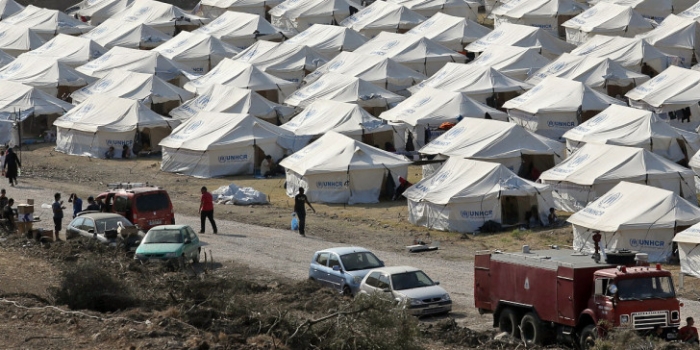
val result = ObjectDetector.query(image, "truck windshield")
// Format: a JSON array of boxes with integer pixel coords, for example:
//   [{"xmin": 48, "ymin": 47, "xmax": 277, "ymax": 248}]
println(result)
[{"xmin": 617, "ymin": 277, "xmax": 675, "ymax": 300}]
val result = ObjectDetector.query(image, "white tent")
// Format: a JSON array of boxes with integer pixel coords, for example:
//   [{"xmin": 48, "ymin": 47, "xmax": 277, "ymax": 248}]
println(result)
[
  {"xmin": 70, "ymin": 70, "xmax": 193, "ymax": 111},
  {"xmin": 76, "ymin": 47, "xmax": 185, "ymax": 82},
  {"xmin": 71, "ymin": 0, "xmax": 132, "ymax": 26},
  {"xmin": 3, "ymin": 5, "xmax": 93, "ymax": 41},
  {"xmin": 303, "ymin": 51, "xmax": 426, "ymax": 95},
  {"xmin": 639, "ymin": 14, "xmax": 700, "ymax": 67},
  {"xmin": 419, "ymin": 118, "xmax": 565, "ymax": 175},
  {"xmin": 0, "ymin": 23, "xmax": 46, "ymax": 57},
  {"xmin": 153, "ymin": 31, "xmax": 240, "ymax": 75},
  {"xmin": 81, "ymin": 19, "xmax": 172, "ymax": 49},
  {"xmin": 199, "ymin": 0, "xmax": 284, "ymax": 18},
  {"xmin": 19, "ymin": 34, "xmax": 107, "ymax": 68},
  {"xmin": 562, "ymin": 3, "xmax": 655, "ymax": 45},
  {"xmin": 504, "ymin": 76, "xmax": 625, "ymax": 139},
  {"xmin": 570, "ymin": 182, "xmax": 700, "ymax": 262},
  {"xmin": 407, "ymin": 13, "xmax": 491, "ymax": 52},
  {"xmin": 465, "ymin": 23, "xmax": 576, "ymax": 60},
  {"xmin": 469, "ymin": 45, "xmax": 551, "ymax": 81},
  {"xmin": 0, "ymin": 56, "xmax": 95, "ymax": 98},
  {"xmin": 673, "ymin": 222, "xmax": 700, "ymax": 278},
  {"xmin": 233, "ymin": 40, "xmax": 280, "ymax": 63},
  {"xmin": 386, "ymin": 0, "xmax": 479, "ymax": 20},
  {"xmin": 675, "ymin": 0, "xmax": 698, "ymax": 14},
  {"xmin": 0, "ymin": 0, "xmax": 22, "ymax": 20},
  {"xmin": 526, "ymin": 53, "xmax": 650, "ymax": 95},
  {"xmin": 55, "ymin": 95, "xmax": 179, "ymax": 158},
  {"xmin": 588, "ymin": 0, "xmax": 672, "ymax": 22},
  {"xmin": 169, "ymin": 84, "xmax": 294, "ymax": 123},
  {"xmin": 280, "ymin": 131, "xmax": 410, "ymax": 204},
  {"xmin": 193, "ymin": 11, "xmax": 282, "ymax": 48},
  {"xmin": 283, "ymin": 24, "xmax": 368, "ymax": 58},
  {"xmin": 238, "ymin": 43, "xmax": 329, "ymax": 83},
  {"xmin": 353, "ymin": 32, "xmax": 466, "ymax": 76},
  {"xmin": 404, "ymin": 158, "xmax": 554, "ymax": 233},
  {"xmin": 539, "ymin": 143, "xmax": 696, "ymax": 212},
  {"xmin": 570, "ymin": 36, "xmax": 678, "ymax": 74},
  {"xmin": 109, "ymin": 0, "xmax": 209, "ymax": 36},
  {"xmin": 340, "ymin": 2, "xmax": 426, "ymax": 38},
  {"xmin": 0, "ymin": 50, "xmax": 13, "ymax": 68},
  {"xmin": 626, "ymin": 66, "xmax": 700, "ymax": 113},
  {"xmin": 0, "ymin": 120, "xmax": 18, "ymax": 147},
  {"xmin": 160, "ymin": 112, "xmax": 297, "ymax": 177},
  {"xmin": 491, "ymin": 0, "xmax": 587, "ymax": 38},
  {"xmin": 563, "ymin": 104, "xmax": 697, "ymax": 162},
  {"xmin": 284, "ymin": 72, "xmax": 405, "ymax": 110},
  {"xmin": 679, "ymin": 1, "xmax": 700, "ymax": 20},
  {"xmin": 269, "ymin": 0, "xmax": 360, "ymax": 32},
  {"xmin": 408, "ymin": 63, "xmax": 531, "ymax": 107},
  {"xmin": 182, "ymin": 58, "xmax": 297, "ymax": 102},
  {"xmin": 0, "ymin": 80, "xmax": 73, "ymax": 139}
]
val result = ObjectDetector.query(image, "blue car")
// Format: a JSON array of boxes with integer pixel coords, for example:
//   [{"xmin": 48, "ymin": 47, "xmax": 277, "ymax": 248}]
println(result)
[{"xmin": 308, "ymin": 247, "xmax": 384, "ymax": 296}]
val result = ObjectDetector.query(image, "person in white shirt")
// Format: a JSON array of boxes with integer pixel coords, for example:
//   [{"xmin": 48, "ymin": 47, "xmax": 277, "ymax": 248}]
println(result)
[{"xmin": 260, "ymin": 155, "xmax": 273, "ymax": 177}]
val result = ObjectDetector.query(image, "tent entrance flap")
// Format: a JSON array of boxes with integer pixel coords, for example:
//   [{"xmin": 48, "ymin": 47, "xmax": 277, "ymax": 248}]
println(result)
[
  {"xmin": 501, "ymin": 195, "xmax": 540, "ymax": 227},
  {"xmin": 519, "ymin": 154, "xmax": 554, "ymax": 181},
  {"xmin": 253, "ymin": 144, "xmax": 266, "ymax": 176}
]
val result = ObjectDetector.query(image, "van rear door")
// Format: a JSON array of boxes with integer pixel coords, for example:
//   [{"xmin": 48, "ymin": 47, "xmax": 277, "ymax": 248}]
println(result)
[{"xmin": 134, "ymin": 191, "xmax": 173, "ymax": 230}]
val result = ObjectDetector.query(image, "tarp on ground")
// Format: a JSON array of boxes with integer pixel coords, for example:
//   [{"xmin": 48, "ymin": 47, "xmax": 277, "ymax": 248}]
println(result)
[
  {"xmin": 562, "ymin": 3, "xmax": 655, "ymax": 45},
  {"xmin": 465, "ymin": 22, "xmax": 576, "ymax": 59},
  {"xmin": 193, "ymin": 11, "xmax": 282, "ymax": 48},
  {"xmin": 340, "ymin": 1, "xmax": 426, "ymax": 38},
  {"xmin": 153, "ymin": 31, "xmax": 240, "ymax": 75},
  {"xmin": 283, "ymin": 24, "xmax": 368, "ymax": 58},
  {"xmin": 407, "ymin": 12, "xmax": 491, "ymax": 51}
]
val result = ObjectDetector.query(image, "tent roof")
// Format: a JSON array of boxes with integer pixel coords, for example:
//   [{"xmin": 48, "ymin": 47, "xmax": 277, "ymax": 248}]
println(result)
[
  {"xmin": 639, "ymin": 14, "xmax": 700, "ymax": 51},
  {"xmin": 419, "ymin": 116, "xmax": 564, "ymax": 158},
  {"xmin": 340, "ymin": 1, "xmax": 426, "ymax": 32},
  {"xmin": 570, "ymin": 35, "xmax": 676, "ymax": 72},
  {"xmin": 3, "ymin": 5, "xmax": 93, "ymax": 37},
  {"xmin": 159, "ymin": 111, "xmax": 295, "ymax": 151},
  {"xmin": 183, "ymin": 58, "xmax": 296, "ymax": 93},
  {"xmin": 465, "ymin": 23, "xmax": 576, "ymax": 58},
  {"xmin": 281, "ymin": 100, "xmax": 391, "ymax": 136},
  {"xmin": 0, "ymin": 55, "xmax": 95, "ymax": 88},
  {"xmin": 379, "ymin": 86, "xmax": 507, "ymax": 126},
  {"xmin": 193, "ymin": 11, "xmax": 281, "ymax": 46},
  {"xmin": 562, "ymin": 2, "xmax": 655, "ymax": 33},
  {"xmin": 408, "ymin": 63, "xmax": 531, "ymax": 95},
  {"xmin": 403, "ymin": 158, "xmax": 550, "ymax": 204},
  {"xmin": 71, "ymin": 69, "xmax": 193, "ymax": 104},
  {"xmin": 0, "ymin": 80, "xmax": 73, "ymax": 120},
  {"xmin": 407, "ymin": 12, "xmax": 491, "ymax": 47},
  {"xmin": 242, "ymin": 43, "xmax": 329, "ymax": 76},
  {"xmin": 0, "ymin": 0, "xmax": 22, "ymax": 20},
  {"xmin": 284, "ymin": 72, "xmax": 405, "ymax": 108},
  {"xmin": 387, "ymin": 0, "xmax": 480, "ymax": 11},
  {"xmin": 469, "ymin": 45, "xmax": 550, "ymax": 79},
  {"xmin": 283, "ymin": 24, "xmax": 369, "ymax": 56},
  {"xmin": 353, "ymin": 32, "xmax": 463, "ymax": 65},
  {"xmin": 303, "ymin": 51, "xmax": 426, "ymax": 87},
  {"xmin": 0, "ymin": 49, "xmax": 13, "ymax": 68},
  {"xmin": 625, "ymin": 65, "xmax": 700, "ymax": 111},
  {"xmin": 20, "ymin": 34, "xmax": 107, "ymax": 67},
  {"xmin": 492, "ymin": 0, "xmax": 587, "ymax": 19},
  {"xmin": 110, "ymin": 0, "xmax": 209, "ymax": 29},
  {"xmin": 233, "ymin": 40, "xmax": 280, "ymax": 62},
  {"xmin": 673, "ymin": 222, "xmax": 700, "ymax": 244},
  {"xmin": 270, "ymin": 0, "xmax": 358, "ymax": 18},
  {"xmin": 169, "ymin": 84, "xmax": 294, "ymax": 121},
  {"xmin": 680, "ymin": 1, "xmax": 700, "ymax": 20},
  {"xmin": 0, "ymin": 22, "xmax": 46, "ymax": 54},
  {"xmin": 502, "ymin": 76, "xmax": 624, "ymax": 114},
  {"xmin": 202, "ymin": 0, "xmax": 280, "ymax": 7},
  {"xmin": 589, "ymin": 0, "xmax": 672, "ymax": 19},
  {"xmin": 153, "ymin": 31, "xmax": 240, "ymax": 63},
  {"xmin": 54, "ymin": 95, "xmax": 178, "ymax": 133},
  {"xmin": 75, "ymin": 0, "xmax": 131, "ymax": 20},
  {"xmin": 76, "ymin": 46, "xmax": 184, "ymax": 80},
  {"xmin": 280, "ymin": 131, "xmax": 410, "ymax": 175},
  {"xmin": 526, "ymin": 53, "xmax": 650, "ymax": 88},
  {"xmin": 539, "ymin": 143, "xmax": 694, "ymax": 185},
  {"xmin": 569, "ymin": 181, "xmax": 700, "ymax": 232},
  {"xmin": 81, "ymin": 18, "xmax": 172, "ymax": 49}
]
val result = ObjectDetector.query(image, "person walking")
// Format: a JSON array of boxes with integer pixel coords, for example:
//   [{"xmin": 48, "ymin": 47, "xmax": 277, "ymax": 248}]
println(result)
[
  {"xmin": 199, "ymin": 186, "xmax": 217, "ymax": 234},
  {"xmin": 294, "ymin": 188, "xmax": 315, "ymax": 237},
  {"xmin": 52, "ymin": 193, "xmax": 65, "ymax": 241},
  {"xmin": 3, "ymin": 148, "xmax": 20, "ymax": 187}
]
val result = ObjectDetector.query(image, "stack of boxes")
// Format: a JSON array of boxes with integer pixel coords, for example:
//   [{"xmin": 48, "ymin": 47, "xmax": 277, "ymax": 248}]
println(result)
[{"xmin": 17, "ymin": 199, "xmax": 34, "ymax": 235}]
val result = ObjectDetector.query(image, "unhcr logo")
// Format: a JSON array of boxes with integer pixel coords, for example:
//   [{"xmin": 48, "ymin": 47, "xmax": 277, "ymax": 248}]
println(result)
[
  {"xmin": 193, "ymin": 95, "xmax": 210, "ymax": 109},
  {"xmin": 316, "ymin": 181, "xmax": 347, "ymax": 188},
  {"xmin": 460, "ymin": 210, "xmax": 493, "ymax": 219},
  {"xmin": 218, "ymin": 154, "xmax": 248, "ymax": 163},
  {"xmin": 182, "ymin": 120, "xmax": 204, "ymax": 134},
  {"xmin": 597, "ymin": 192, "xmax": 622, "ymax": 209},
  {"xmin": 91, "ymin": 79, "xmax": 113, "ymax": 92},
  {"xmin": 629, "ymin": 239, "xmax": 665, "ymax": 248},
  {"xmin": 581, "ymin": 7, "xmax": 597, "ymax": 19},
  {"xmin": 328, "ymin": 60, "xmax": 345, "ymax": 71},
  {"xmin": 486, "ymin": 30, "xmax": 504, "ymax": 42},
  {"xmin": 107, "ymin": 140, "xmax": 133, "ymax": 146}
]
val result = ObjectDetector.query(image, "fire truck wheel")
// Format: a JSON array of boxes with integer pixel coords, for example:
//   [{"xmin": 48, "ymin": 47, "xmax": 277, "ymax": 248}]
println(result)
[
  {"xmin": 579, "ymin": 324, "xmax": 597, "ymax": 350},
  {"xmin": 520, "ymin": 312, "xmax": 544, "ymax": 345},
  {"xmin": 498, "ymin": 308, "xmax": 520, "ymax": 338}
]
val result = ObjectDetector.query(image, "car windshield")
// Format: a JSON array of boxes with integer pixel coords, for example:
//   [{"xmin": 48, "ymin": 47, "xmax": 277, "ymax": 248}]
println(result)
[
  {"xmin": 143, "ymin": 229, "xmax": 183, "ymax": 244},
  {"xmin": 340, "ymin": 252, "xmax": 383, "ymax": 271},
  {"xmin": 94, "ymin": 217, "xmax": 133, "ymax": 233},
  {"xmin": 391, "ymin": 271, "xmax": 434, "ymax": 291},
  {"xmin": 617, "ymin": 277, "xmax": 676, "ymax": 300},
  {"xmin": 135, "ymin": 192, "xmax": 170, "ymax": 212}
]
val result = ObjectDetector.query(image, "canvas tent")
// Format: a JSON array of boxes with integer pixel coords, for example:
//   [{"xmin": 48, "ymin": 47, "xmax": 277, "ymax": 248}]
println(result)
[
  {"xmin": 419, "ymin": 118, "xmax": 565, "ymax": 176},
  {"xmin": 563, "ymin": 104, "xmax": 698, "ymax": 162},
  {"xmin": 0, "ymin": 56, "xmax": 95, "ymax": 99},
  {"xmin": 109, "ymin": 0, "xmax": 209, "ymax": 36},
  {"xmin": 626, "ymin": 66, "xmax": 700, "ymax": 113},
  {"xmin": 159, "ymin": 112, "xmax": 297, "ymax": 177},
  {"xmin": 233, "ymin": 40, "xmax": 279, "ymax": 63},
  {"xmin": 55, "ymin": 96, "xmax": 178, "ymax": 158},
  {"xmin": 491, "ymin": 0, "xmax": 587, "ymax": 39},
  {"xmin": 539, "ymin": 143, "xmax": 696, "ymax": 212},
  {"xmin": 504, "ymin": 76, "xmax": 625, "ymax": 139},
  {"xmin": 570, "ymin": 182, "xmax": 700, "ymax": 262},
  {"xmin": 19, "ymin": 34, "xmax": 107, "ymax": 68},
  {"xmin": 562, "ymin": 3, "xmax": 655, "ymax": 45},
  {"xmin": 303, "ymin": 51, "xmax": 426, "ymax": 95},
  {"xmin": 407, "ymin": 13, "xmax": 491, "ymax": 52},
  {"xmin": 169, "ymin": 84, "xmax": 294, "ymax": 123},
  {"xmin": 76, "ymin": 47, "xmax": 185, "ymax": 83},
  {"xmin": 71, "ymin": 0, "xmax": 132, "ymax": 26},
  {"xmin": 81, "ymin": 19, "xmax": 172, "ymax": 50},
  {"xmin": 679, "ymin": 1, "xmax": 700, "ymax": 20},
  {"xmin": 283, "ymin": 24, "xmax": 368, "ymax": 58},
  {"xmin": 153, "ymin": 31, "xmax": 240, "ymax": 75},
  {"xmin": 280, "ymin": 131, "xmax": 410, "ymax": 204},
  {"xmin": 588, "ymin": 0, "xmax": 672, "ymax": 22},
  {"xmin": 3, "ymin": 5, "xmax": 93, "ymax": 41},
  {"xmin": 240, "ymin": 43, "xmax": 329, "ymax": 83},
  {"xmin": 408, "ymin": 63, "xmax": 531, "ymax": 107},
  {"xmin": 198, "ymin": 0, "xmax": 284, "ymax": 18},
  {"xmin": 403, "ymin": 158, "xmax": 554, "ymax": 233},
  {"xmin": 0, "ymin": 23, "xmax": 46, "ymax": 57},
  {"xmin": 469, "ymin": 45, "xmax": 551, "ymax": 81},
  {"xmin": 353, "ymin": 32, "xmax": 465, "ymax": 76},
  {"xmin": 182, "ymin": 59, "xmax": 297, "ymax": 102},
  {"xmin": 570, "ymin": 35, "xmax": 678, "ymax": 74},
  {"xmin": 269, "ymin": 0, "xmax": 360, "ymax": 32},
  {"xmin": 340, "ymin": 1, "xmax": 426, "ymax": 38},
  {"xmin": 0, "ymin": 0, "xmax": 22, "ymax": 20},
  {"xmin": 465, "ymin": 23, "xmax": 576, "ymax": 60},
  {"xmin": 673, "ymin": 222, "xmax": 700, "ymax": 278},
  {"xmin": 639, "ymin": 14, "xmax": 700, "ymax": 67},
  {"xmin": 0, "ymin": 80, "xmax": 73, "ymax": 139},
  {"xmin": 0, "ymin": 50, "xmax": 13, "ymax": 68},
  {"xmin": 386, "ymin": 0, "xmax": 479, "ymax": 20},
  {"xmin": 193, "ymin": 11, "xmax": 282, "ymax": 48}
]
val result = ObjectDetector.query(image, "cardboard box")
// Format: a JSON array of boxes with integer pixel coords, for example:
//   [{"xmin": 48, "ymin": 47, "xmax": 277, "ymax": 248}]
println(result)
[
  {"xmin": 17, "ymin": 204, "xmax": 34, "ymax": 214},
  {"xmin": 17, "ymin": 221, "xmax": 32, "ymax": 235}
]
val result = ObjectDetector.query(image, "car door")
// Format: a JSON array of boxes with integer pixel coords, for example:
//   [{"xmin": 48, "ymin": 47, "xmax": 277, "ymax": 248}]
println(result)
[
  {"xmin": 183, "ymin": 227, "xmax": 199, "ymax": 258},
  {"xmin": 67, "ymin": 217, "xmax": 84, "ymax": 239},
  {"xmin": 81, "ymin": 218, "xmax": 96, "ymax": 240},
  {"xmin": 378, "ymin": 274, "xmax": 393, "ymax": 296},
  {"xmin": 326, "ymin": 253, "xmax": 345, "ymax": 291},
  {"xmin": 361, "ymin": 271, "xmax": 382, "ymax": 295},
  {"xmin": 313, "ymin": 252, "xmax": 331, "ymax": 287}
]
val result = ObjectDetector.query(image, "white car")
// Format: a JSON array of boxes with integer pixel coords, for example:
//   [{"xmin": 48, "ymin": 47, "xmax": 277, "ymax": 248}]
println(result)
[{"xmin": 358, "ymin": 266, "xmax": 452, "ymax": 316}]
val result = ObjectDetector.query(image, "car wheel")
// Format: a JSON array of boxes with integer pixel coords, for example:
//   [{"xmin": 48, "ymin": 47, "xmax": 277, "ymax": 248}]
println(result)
[
  {"xmin": 579, "ymin": 324, "xmax": 597, "ymax": 350},
  {"xmin": 192, "ymin": 248, "xmax": 201, "ymax": 264},
  {"xmin": 520, "ymin": 312, "xmax": 544, "ymax": 346},
  {"xmin": 498, "ymin": 308, "xmax": 520, "ymax": 339},
  {"xmin": 342, "ymin": 285, "xmax": 352, "ymax": 296}
]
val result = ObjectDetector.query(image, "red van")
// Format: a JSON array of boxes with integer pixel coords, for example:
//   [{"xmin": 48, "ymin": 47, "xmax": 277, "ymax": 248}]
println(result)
[{"xmin": 96, "ymin": 184, "xmax": 175, "ymax": 231}]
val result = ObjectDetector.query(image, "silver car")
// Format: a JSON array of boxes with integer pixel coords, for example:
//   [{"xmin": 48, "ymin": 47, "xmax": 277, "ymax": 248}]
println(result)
[
  {"xmin": 308, "ymin": 247, "xmax": 384, "ymax": 296},
  {"xmin": 358, "ymin": 266, "xmax": 452, "ymax": 316}
]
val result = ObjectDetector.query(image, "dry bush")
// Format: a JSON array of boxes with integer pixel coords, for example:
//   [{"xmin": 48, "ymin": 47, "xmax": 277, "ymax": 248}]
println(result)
[
  {"xmin": 51, "ymin": 262, "xmax": 138, "ymax": 312},
  {"xmin": 592, "ymin": 329, "xmax": 696, "ymax": 350}
]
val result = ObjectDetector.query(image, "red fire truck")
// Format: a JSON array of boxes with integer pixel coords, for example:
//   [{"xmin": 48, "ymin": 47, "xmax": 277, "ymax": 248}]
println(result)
[{"xmin": 474, "ymin": 247, "xmax": 681, "ymax": 348}]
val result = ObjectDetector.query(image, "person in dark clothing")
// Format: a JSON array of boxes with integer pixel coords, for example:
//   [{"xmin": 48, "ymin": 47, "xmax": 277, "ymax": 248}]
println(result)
[
  {"xmin": 0, "ymin": 188, "xmax": 8, "ymax": 210},
  {"xmin": 52, "ymin": 193, "xmax": 65, "ymax": 241},
  {"xmin": 682, "ymin": 107, "xmax": 691, "ymax": 123},
  {"xmin": 3, "ymin": 148, "xmax": 20, "ymax": 187},
  {"xmin": 85, "ymin": 196, "xmax": 101, "ymax": 211},
  {"xmin": 2, "ymin": 198, "xmax": 14, "ymax": 232},
  {"xmin": 294, "ymin": 188, "xmax": 315, "ymax": 237},
  {"xmin": 393, "ymin": 176, "xmax": 412, "ymax": 200},
  {"xmin": 199, "ymin": 186, "xmax": 217, "ymax": 234}
]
